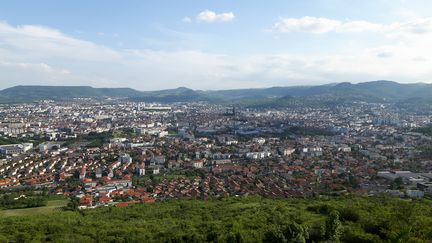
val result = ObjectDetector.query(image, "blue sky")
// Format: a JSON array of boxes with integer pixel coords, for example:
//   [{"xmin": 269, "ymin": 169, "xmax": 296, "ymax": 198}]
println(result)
[{"xmin": 1, "ymin": 0, "xmax": 432, "ymax": 90}]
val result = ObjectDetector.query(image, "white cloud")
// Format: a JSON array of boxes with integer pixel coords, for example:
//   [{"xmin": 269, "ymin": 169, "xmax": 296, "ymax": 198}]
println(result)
[
  {"xmin": 0, "ymin": 60, "xmax": 73, "ymax": 86},
  {"xmin": 273, "ymin": 16, "xmax": 432, "ymax": 35},
  {"xmin": 0, "ymin": 60, "xmax": 70, "ymax": 75},
  {"xmin": 196, "ymin": 10, "xmax": 235, "ymax": 23},
  {"xmin": 396, "ymin": 17, "xmax": 432, "ymax": 34},
  {"xmin": 273, "ymin": 16, "xmax": 381, "ymax": 33},
  {"xmin": 1, "ymin": 21, "xmax": 432, "ymax": 90},
  {"xmin": 182, "ymin": 17, "xmax": 192, "ymax": 23},
  {"xmin": 0, "ymin": 21, "xmax": 121, "ymax": 62}
]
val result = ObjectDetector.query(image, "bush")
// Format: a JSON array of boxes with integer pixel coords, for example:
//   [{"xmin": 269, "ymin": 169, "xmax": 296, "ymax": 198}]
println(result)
[
  {"xmin": 338, "ymin": 207, "xmax": 360, "ymax": 222},
  {"xmin": 306, "ymin": 204, "xmax": 336, "ymax": 215}
]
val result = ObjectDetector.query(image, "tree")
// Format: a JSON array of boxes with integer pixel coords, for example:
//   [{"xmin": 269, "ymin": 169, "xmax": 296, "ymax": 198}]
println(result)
[
  {"xmin": 263, "ymin": 226, "xmax": 286, "ymax": 243},
  {"xmin": 322, "ymin": 210, "xmax": 342, "ymax": 242},
  {"xmin": 282, "ymin": 223, "xmax": 308, "ymax": 243},
  {"xmin": 391, "ymin": 177, "xmax": 404, "ymax": 190},
  {"xmin": 64, "ymin": 196, "xmax": 79, "ymax": 211},
  {"xmin": 348, "ymin": 175, "xmax": 360, "ymax": 189}
]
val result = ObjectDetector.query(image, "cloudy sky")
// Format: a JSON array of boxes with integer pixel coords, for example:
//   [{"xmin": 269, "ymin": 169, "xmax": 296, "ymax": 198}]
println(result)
[{"xmin": 1, "ymin": 0, "xmax": 432, "ymax": 90}]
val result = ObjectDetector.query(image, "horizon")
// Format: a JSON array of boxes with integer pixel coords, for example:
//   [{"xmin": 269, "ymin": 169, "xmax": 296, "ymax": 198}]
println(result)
[
  {"xmin": 1, "ymin": 80, "xmax": 429, "ymax": 92},
  {"xmin": 1, "ymin": 1, "xmax": 432, "ymax": 90}
]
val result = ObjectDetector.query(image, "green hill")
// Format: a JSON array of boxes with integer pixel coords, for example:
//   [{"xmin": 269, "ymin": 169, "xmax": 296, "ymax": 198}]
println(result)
[
  {"xmin": 0, "ymin": 86, "xmax": 207, "ymax": 103},
  {"xmin": 134, "ymin": 87, "xmax": 209, "ymax": 102},
  {"xmin": 0, "ymin": 196, "xmax": 431, "ymax": 242},
  {"xmin": 0, "ymin": 85, "xmax": 142, "ymax": 102},
  {"xmin": 204, "ymin": 80, "xmax": 432, "ymax": 101},
  {"xmin": 2, "ymin": 81, "xmax": 432, "ymax": 104}
]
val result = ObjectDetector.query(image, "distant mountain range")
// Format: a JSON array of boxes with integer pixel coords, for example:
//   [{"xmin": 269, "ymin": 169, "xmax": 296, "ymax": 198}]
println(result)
[{"xmin": 1, "ymin": 81, "xmax": 432, "ymax": 107}]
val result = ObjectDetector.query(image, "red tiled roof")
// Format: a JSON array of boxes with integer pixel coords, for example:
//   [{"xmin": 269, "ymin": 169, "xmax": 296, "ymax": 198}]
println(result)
[{"xmin": 115, "ymin": 201, "xmax": 139, "ymax": 207}]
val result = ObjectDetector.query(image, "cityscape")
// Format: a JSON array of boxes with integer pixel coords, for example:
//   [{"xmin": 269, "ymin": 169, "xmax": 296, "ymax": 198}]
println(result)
[
  {"xmin": 1, "ymin": 92, "xmax": 432, "ymax": 203},
  {"xmin": 1, "ymin": 1, "xmax": 432, "ymax": 242}
]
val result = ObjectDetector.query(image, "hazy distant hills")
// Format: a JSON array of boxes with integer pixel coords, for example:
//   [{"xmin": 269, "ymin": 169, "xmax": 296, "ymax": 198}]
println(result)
[
  {"xmin": 137, "ymin": 87, "xmax": 208, "ymax": 102},
  {"xmin": 0, "ymin": 85, "xmax": 142, "ymax": 102},
  {"xmin": 0, "ymin": 85, "xmax": 207, "ymax": 103},
  {"xmin": 205, "ymin": 81, "xmax": 432, "ymax": 101},
  {"xmin": 1, "ymin": 81, "xmax": 432, "ymax": 106}
]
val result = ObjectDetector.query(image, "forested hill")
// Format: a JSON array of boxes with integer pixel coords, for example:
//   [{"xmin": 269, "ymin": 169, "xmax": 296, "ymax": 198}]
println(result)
[
  {"xmin": 0, "ymin": 196, "xmax": 431, "ymax": 242},
  {"xmin": 0, "ymin": 85, "xmax": 205, "ymax": 103},
  {"xmin": 0, "ymin": 85, "xmax": 143, "ymax": 102},
  {"xmin": 2, "ymin": 80, "xmax": 432, "ymax": 104}
]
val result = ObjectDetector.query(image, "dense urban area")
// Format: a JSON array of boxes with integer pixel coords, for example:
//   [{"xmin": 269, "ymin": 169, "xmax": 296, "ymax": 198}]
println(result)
[
  {"xmin": 4, "ymin": 0, "xmax": 432, "ymax": 241},
  {"xmin": 1, "ymin": 96, "xmax": 432, "ymax": 242}
]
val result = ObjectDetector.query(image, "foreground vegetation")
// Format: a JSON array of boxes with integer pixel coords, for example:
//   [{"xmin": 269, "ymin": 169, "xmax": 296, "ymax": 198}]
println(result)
[
  {"xmin": 0, "ymin": 195, "xmax": 431, "ymax": 242},
  {"xmin": 0, "ymin": 199, "xmax": 68, "ymax": 217}
]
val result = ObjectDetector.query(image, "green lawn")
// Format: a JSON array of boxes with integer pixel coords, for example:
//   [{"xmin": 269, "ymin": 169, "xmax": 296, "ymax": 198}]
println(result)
[{"xmin": 0, "ymin": 199, "xmax": 68, "ymax": 217}]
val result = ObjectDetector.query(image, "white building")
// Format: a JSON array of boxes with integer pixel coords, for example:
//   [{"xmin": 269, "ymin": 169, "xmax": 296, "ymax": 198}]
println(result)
[{"xmin": 0, "ymin": 143, "xmax": 33, "ymax": 155}]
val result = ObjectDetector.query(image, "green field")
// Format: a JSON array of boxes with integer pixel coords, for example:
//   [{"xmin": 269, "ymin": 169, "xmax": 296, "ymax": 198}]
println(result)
[{"xmin": 0, "ymin": 199, "xmax": 68, "ymax": 217}]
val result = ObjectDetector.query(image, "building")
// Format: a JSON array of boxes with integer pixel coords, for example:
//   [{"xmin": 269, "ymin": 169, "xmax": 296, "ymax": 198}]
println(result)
[
  {"xmin": 95, "ymin": 167, "xmax": 103, "ymax": 178},
  {"xmin": 186, "ymin": 160, "xmax": 204, "ymax": 169},
  {"xmin": 135, "ymin": 162, "xmax": 146, "ymax": 176},
  {"xmin": 120, "ymin": 154, "xmax": 133, "ymax": 164},
  {"xmin": 406, "ymin": 190, "xmax": 424, "ymax": 198},
  {"xmin": 0, "ymin": 143, "xmax": 33, "ymax": 155},
  {"xmin": 38, "ymin": 142, "xmax": 62, "ymax": 152}
]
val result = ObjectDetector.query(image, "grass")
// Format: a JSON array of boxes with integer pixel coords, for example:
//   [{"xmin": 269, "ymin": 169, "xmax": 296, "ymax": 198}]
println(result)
[{"xmin": 0, "ymin": 199, "xmax": 68, "ymax": 217}]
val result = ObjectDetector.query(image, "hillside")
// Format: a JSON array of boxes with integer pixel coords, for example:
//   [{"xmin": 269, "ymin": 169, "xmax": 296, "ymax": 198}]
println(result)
[
  {"xmin": 134, "ymin": 87, "xmax": 209, "ymax": 102},
  {"xmin": 0, "ymin": 196, "xmax": 431, "ymax": 242},
  {"xmin": 0, "ymin": 85, "xmax": 142, "ymax": 102},
  {"xmin": 205, "ymin": 80, "xmax": 432, "ymax": 103},
  {"xmin": 2, "ymin": 81, "xmax": 432, "ymax": 104},
  {"xmin": 0, "ymin": 86, "xmax": 208, "ymax": 103}
]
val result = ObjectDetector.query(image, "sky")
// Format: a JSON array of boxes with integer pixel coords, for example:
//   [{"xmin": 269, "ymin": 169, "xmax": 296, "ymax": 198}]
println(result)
[{"xmin": 1, "ymin": 0, "xmax": 432, "ymax": 90}]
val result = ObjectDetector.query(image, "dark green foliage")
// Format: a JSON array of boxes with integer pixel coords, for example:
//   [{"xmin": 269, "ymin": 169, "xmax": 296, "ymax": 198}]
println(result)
[
  {"xmin": 0, "ymin": 194, "xmax": 47, "ymax": 209},
  {"xmin": 283, "ymin": 126, "xmax": 336, "ymax": 136},
  {"xmin": 185, "ymin": 169, "xmax": 206, "ymax": 178},
  {"xmin": 0, "ymin": 134, "xmax": 46, "ymax": 146},
  {"xmin": 412, "ymin": 125, "xmax": 432, "ymax": 136},
  {"xmin": 417, "ymin": 145, "xmax": 432, "ymax": 159},
  {"xmin": 347, "ymin": 175, "xmax": 360, "ymax": 189},
  {"xmin": 83, "ymin": 131, "xmax": 113, "ymax": 147},
  {"xmin": 306, "ymin": 204, "xmax": 336, "ymax": 215},
  {"xmin": 338, "ymin": 207, "xmax": 360, "ymax": 222},
  {"xmin": 390, "ymin": 177, "xmax": 404, "ymax": 190},
  {"xmin": 63, "ymin": 196, "xmax": 79, "ymax": 211},
  {"xmin": 341, "ymin": 228, "xmax": 380, "ymax": 243},
  {"xmin": 263, "ymin": 223, "xmax": 308, "ymax": 243},
  {"xmin": 0, "ymin": 196, "xmax": 431, "ymax": 242},
  {"xmin": 322, "ymin": 210, "xmax": 342, "ymax": 242}
]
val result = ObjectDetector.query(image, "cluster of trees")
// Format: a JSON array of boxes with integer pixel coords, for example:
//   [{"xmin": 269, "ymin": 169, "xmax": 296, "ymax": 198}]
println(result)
[
  {"xmin": 418, "ymin": 146, "xmax": 432, "ymax": 159},
  {"xmin": 0, "ymin": 193, "xmax": 47, "ymax": 209},
  {"xmin": 0, "ymin": 134, "xmax": 45, "ymax": 146},
  {"xmin": 412, "ymin": 125, "xmax": 432, "ymax": 136},
  {"xmin": 0, "ymin": 195, "xmax": 431, "ymax": 242},
  {"xmin": 283, "ymin": 126, "xmax": 336, "ymax": 137},
  {"xmin": 84, "ymin": 131, "xmax": 113, "ymax": 148},
  {"xmin": 63, "ymin": 129, "xmax": 140, "ymax": 148},
  {"xmin": 62, "ymin": 131, "xmax": 114, "ymax": 148}
]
